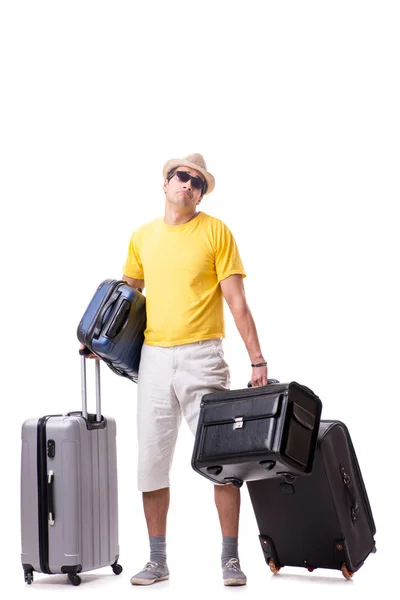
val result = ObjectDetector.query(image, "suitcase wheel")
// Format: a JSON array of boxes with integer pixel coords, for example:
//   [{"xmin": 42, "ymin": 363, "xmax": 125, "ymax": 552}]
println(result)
[
  {"xmin": 341, "ymin": 563, "xmax": 354, "ymax": 580},
  {"xmin": 24, "ymin": 571, "xmax": 33, "ymax": 585},
  {"xmin": 112, "ymin": 563, "xmax": 123, "ymax": 575},
  {"xmin": 68, "ymin": 573, "xmax": 82, "ymax": 586},
  {"xmin": 268, "ymin": 559, "xmax": 281, "ymax": 574}
]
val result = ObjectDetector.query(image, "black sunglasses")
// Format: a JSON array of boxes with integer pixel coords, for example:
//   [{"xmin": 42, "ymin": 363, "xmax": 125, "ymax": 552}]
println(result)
[{"xmin": 168, "ymin": 170, "xmax": 206, "ymax": 193}]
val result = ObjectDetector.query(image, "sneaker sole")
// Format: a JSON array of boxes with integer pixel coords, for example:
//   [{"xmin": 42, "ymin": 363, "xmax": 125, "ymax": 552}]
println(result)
[
  {"xmin": 130, "ymin": 575, "xmax": 169, "ymax": 586},
  {"xmin": 224, "ymin": 579, "xmax": 247, "ymax": 586}
]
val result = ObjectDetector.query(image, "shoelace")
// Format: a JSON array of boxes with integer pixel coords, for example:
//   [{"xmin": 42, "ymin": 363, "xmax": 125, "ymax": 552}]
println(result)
[
  {"xmin": 143, "ymin": 561, "xmax": 159, "ymax": 571},
  {"xmin": 225, "ymin": 558, "xmax": 241, "ymax": 572}
]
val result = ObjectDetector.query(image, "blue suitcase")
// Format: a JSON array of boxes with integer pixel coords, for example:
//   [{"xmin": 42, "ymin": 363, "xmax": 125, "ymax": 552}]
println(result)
[{"xmin": 77, "ymin": 279, "xmax": 146, "ymax": 382}]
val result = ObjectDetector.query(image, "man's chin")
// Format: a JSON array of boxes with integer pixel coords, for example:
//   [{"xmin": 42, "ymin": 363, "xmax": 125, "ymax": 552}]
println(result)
[{"xmin": 172, "ymin": 196, "xmax": 191, "ymax": 205}]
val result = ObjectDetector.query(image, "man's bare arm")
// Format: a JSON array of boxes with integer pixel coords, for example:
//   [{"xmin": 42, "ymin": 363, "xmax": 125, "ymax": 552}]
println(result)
[
  {"xmin": 122, "ymin": 274, "xmax": 145, "ymax": 291},
  {"xmin": 220, "ymin": 274, "xmax": 268, "ymax": 386}
]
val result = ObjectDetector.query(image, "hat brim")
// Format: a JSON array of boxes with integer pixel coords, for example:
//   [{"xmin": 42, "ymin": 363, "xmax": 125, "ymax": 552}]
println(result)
[{"xmin": 162, "ymin": 159, "xmax": 215, "ymax": 195}]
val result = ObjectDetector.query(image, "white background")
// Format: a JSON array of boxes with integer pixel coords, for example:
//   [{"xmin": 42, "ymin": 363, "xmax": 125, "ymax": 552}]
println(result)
[{"xmin": 1, "ymin": 1, "xmax": 399, "ymax": 598}]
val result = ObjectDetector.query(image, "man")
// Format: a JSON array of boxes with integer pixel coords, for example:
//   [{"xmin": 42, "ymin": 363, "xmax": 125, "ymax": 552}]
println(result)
[{"xmin": 123, "ymin": 153, "xmax": 268, "ymax": 586}]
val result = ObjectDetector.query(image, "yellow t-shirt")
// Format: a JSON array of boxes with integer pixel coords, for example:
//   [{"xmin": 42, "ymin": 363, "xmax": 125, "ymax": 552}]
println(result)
[{"xmin": 123, "ymin": 212, "xmax": 246, "ymax": 347}]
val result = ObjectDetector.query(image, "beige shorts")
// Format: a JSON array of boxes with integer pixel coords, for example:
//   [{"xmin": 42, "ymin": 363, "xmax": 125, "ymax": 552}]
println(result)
[{"xmin": 136, "ymin": 339, "xmax": 230, "ymax": 492}]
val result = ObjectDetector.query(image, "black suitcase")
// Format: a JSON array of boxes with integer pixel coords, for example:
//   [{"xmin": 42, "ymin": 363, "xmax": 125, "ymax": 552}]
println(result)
[
  {"xmin": 247, "ymin": 420, "xmax": 377, "ymax": 579},
  {"xmin": 192, "ymin": 381, "xmax": 322, "ymax": 487}
]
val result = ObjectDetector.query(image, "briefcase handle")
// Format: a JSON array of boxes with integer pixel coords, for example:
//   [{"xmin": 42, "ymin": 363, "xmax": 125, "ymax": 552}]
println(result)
[
  {"xmin": 247, "ymin": 379, "xmax": 280, "ymax": 387},
  {"xmin": 248, "ymin": 380, "xmax": 316, "ymax": 398}
]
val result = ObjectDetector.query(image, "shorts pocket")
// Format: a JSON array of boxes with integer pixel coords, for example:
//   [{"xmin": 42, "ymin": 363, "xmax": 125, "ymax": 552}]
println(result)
[{"xmin": 211, "ymin": 340, "xmax": 225, "ymax": 361}]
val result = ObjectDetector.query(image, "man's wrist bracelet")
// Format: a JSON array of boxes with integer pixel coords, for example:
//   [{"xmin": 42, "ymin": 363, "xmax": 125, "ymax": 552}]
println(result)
[{"xmin": 251, "ymin": 361, "xmax": 267, "ymax": 367}]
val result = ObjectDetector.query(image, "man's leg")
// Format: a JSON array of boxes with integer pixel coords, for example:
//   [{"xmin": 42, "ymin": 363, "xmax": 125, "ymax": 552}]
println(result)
[
  {"xmin": 214, "ymin": 484, "xmax": 246, "ymax": 586},
  {"xmin": 176, "ymin": 339, "xmax": 246, "ymax": 586},
  {"xmin": 214, "ymin": 483, "xmax": 240, "ymax": 537},
  {"xmin": 143, "ymin": 487, "xmax": 170, "ymax": 536},
  {"xmin": 131, "ymin": 344, "xmax": 179, "ymax": 586},
  {"xmin": 130, "ymin": 488, "xmax": 170, "ymax": 586}
]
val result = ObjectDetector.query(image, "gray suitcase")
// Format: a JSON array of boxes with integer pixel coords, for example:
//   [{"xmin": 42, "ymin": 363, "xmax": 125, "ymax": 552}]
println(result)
[{"xmin": 20, "ymin": 351, "xmax": 122, "ymax": 586}]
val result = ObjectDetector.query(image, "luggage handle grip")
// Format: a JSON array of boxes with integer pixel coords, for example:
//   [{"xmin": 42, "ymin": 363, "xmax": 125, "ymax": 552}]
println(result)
[
  {"xmin": 340, "ymin": 463, "xmax": 360, "ymax": 523},
  {"xmin": 105, "ymin": 298, "xmax": 131, "ymax": 339},
  {"xmin": 80, "ymin": 351, "xmax": 102, "ymax": 422},
  {"xmin": 48, "ymin": 471, "xmax": 55, "ymax": 525},
  {"xmin": 247, "ymin": 379, "xmax": 280, "ymax": 387},
  {"xmin": 92, "ymin": 290, "xmax": 122, "ymax": 339}
]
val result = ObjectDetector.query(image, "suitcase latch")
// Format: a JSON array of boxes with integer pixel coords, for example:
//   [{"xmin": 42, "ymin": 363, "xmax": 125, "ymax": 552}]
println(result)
[{"xmin": 233, "ymin": 417, "xmax": 243, "ymax": 430}]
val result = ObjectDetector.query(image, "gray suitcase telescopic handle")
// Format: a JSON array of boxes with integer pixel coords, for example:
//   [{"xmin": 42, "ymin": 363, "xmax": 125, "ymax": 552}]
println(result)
[{"xmin": 79, "ymin": 347, "xmax": 102, "ymax": 422}]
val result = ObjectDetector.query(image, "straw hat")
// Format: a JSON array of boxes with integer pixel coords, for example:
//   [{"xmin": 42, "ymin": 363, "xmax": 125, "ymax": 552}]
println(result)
[{"xmin": 162, "ymin": 153, "xmax": 215, "ymax": 195}]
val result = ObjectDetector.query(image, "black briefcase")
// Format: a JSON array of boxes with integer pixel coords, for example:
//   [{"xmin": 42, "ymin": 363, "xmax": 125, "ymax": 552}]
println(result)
[
  {"xmin": 247, "ymin": 420, "xmax": 377, "ymax": 579},
  {"xmin": 191, "ymin": 381, "xmax": 322, "ymax": 487}
]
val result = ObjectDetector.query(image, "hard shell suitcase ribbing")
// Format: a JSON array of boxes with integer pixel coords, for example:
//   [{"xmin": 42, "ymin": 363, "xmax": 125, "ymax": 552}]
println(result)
[
  {"xmin": 77, "ymin": 279, "xmax": 146, "ymax": 382},
  {"xmin": 192, "ymin": 381, "xmax": 322, "ymax": 487},
  {"xmin": 247, "ymin": 420, "xmax": 376, "ymax": 579},
  {"xmin": 20, "ymin": 351, "xmax": 122, "ymax": 586}
]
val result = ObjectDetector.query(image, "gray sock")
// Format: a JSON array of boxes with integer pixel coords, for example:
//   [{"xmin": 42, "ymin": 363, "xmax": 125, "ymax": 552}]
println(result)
[
  {"xmin": 149, "ymin": 536, "xmax": 167, "ymax": 567},
  {"xmin": 221, "ymin": 536, "xmax": 239, "ymax": 566}
]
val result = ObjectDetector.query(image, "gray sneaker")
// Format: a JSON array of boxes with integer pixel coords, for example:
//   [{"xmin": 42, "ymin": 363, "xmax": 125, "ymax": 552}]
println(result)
[
  {"xmin": 130, "ymin": 561, "xmax": 169, "ymax": 586},
  {"xmin": 222, "ymin": 558, "xmax": 247, "ymax": 586}
]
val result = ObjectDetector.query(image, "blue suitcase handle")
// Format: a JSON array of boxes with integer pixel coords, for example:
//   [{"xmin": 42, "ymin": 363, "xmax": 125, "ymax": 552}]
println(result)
[
  {"xmin": 92, "ymin": 289, "xmax": 128, "ymax": 339},
  {"xmin": 105, "ymin": 299, "xmax": 131, "ymax": 339}
]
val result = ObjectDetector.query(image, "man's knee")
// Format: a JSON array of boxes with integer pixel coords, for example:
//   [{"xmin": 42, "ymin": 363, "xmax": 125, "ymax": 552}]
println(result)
[
  {"xmin": 142, "ymin": 485, "xmax": 170, "ymax": 495},
  {"xmin": 138, "ymin": 469, "xmax": 171, "ymax": 492}
]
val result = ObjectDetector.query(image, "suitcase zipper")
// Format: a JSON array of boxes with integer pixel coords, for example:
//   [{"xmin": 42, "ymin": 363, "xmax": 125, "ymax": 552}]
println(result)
[
  {"xmin": 321, "ymin": 421, "xmax": 376, "ymax": 536},
  {"xmin": 344, "ymin": 432, "xmax": 376, "ymax": 535},
  {"xmin": 37, "ymin": 415, "xmax": 61, "ymax": 575}
]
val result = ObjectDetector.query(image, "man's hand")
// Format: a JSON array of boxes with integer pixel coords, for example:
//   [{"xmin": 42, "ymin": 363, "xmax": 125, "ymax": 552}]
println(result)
[
  {"xmin": 79, "ymin": 344, "xmax": 100, "ymax": 360},
  {"xmin": 250, "ymin": 364, "xmax": 268, "ymax": 387}
]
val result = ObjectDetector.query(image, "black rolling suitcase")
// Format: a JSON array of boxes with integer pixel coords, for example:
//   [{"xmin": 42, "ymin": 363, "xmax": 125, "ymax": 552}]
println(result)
[
  {"xmin": 247, "ymin": 420, "xmax": 376, "ymax": 579},
  {"xmin": 192, "ymin": 381, "xmax": 322, "ymax": 487}
]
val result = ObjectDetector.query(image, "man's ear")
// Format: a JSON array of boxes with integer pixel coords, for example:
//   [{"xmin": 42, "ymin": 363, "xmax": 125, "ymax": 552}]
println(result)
[
  {"xmin": 163, "ymin": 179, "xmax": 169, "ymax": 192},
  {"xmin": 196, "ymin": 197, "xmax": 203, "ymax": 205}
]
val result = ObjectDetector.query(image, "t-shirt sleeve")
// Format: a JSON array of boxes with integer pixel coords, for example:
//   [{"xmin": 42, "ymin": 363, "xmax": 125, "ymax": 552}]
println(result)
[
  {"xmin": 213, "ymin": 221, "xmax": 246, "ymax": 282},
  {"xmin": 122, "ymin": 231, "xmax": 144, "ymax": 279}
]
